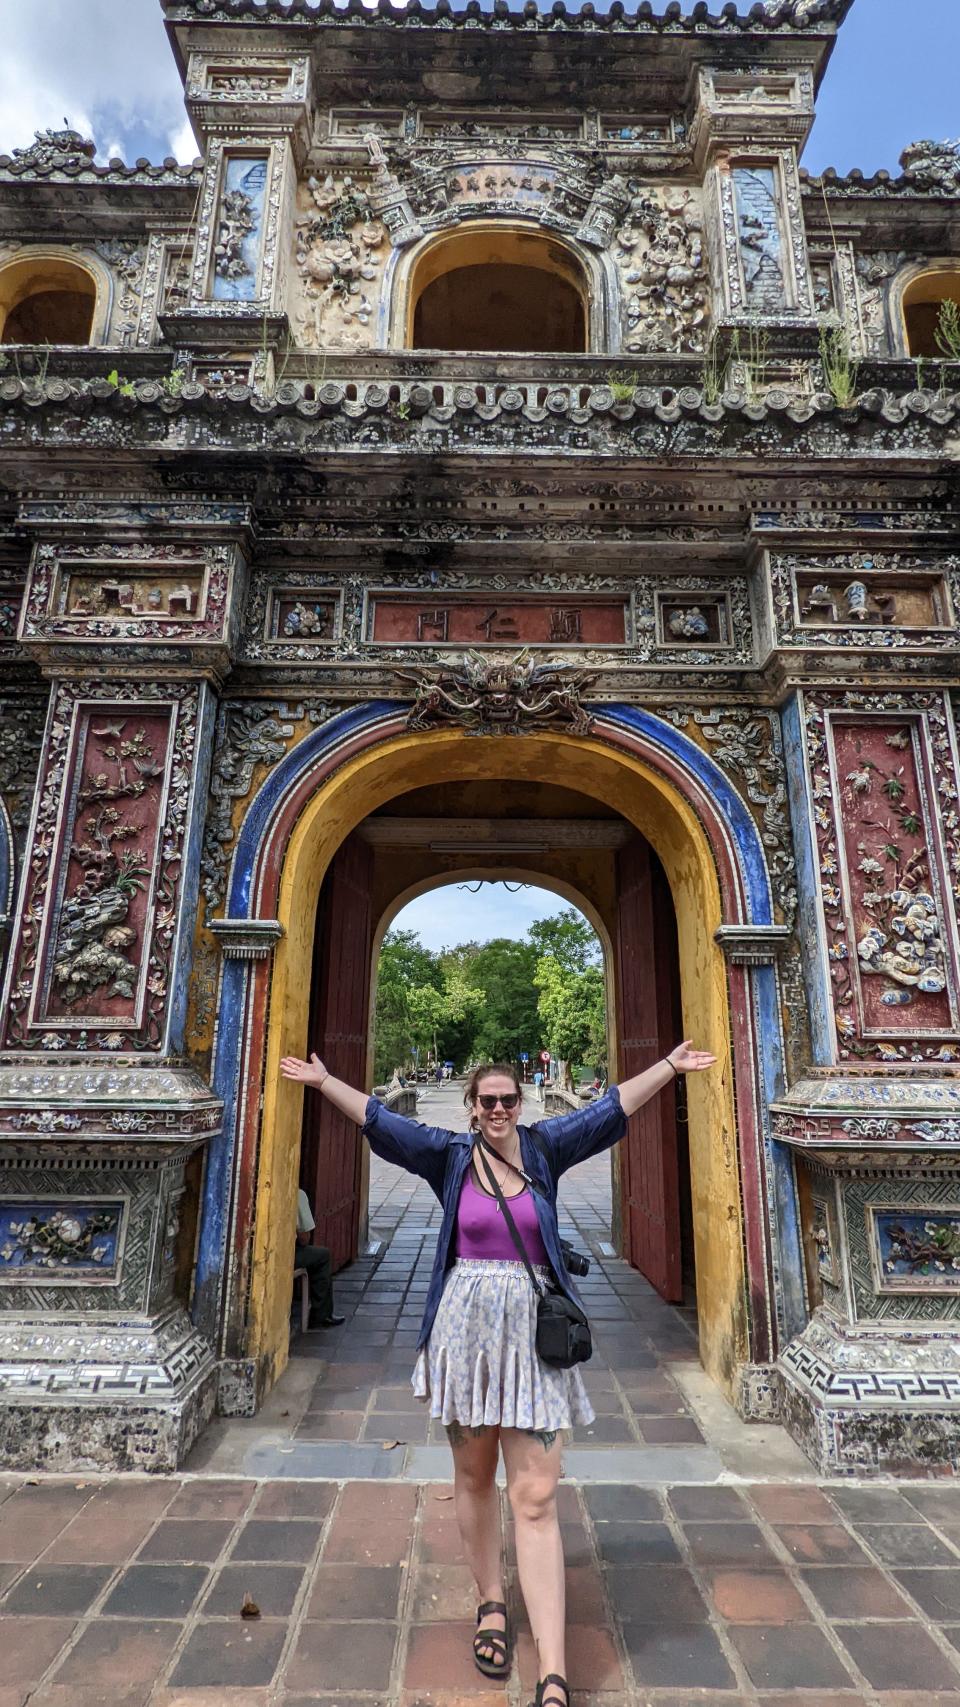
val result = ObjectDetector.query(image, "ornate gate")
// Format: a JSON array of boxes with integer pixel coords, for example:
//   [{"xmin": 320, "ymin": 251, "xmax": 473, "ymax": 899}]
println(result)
[
  {"xmin": 301, "ymin": 833, "xmax": 374, "ymax": 1270},
  {"xmin": 615, "ymin": 835, "xmax": 684, "ymax": 1302}
]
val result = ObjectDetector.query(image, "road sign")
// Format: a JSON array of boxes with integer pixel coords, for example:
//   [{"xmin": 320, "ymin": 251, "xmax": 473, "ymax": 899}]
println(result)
[
  {"xmin": 519, "ymin": 1053, "xmax": 529, "ymax": 1062},
  {"xmin": 540, "ymin": 1050, "xmax": 551, "ymax": 1062}
]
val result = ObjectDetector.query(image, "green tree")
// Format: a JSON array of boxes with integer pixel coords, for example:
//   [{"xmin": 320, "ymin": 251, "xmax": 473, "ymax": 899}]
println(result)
[
  {"xmin": 528, "ymin": 907, "xmax": 601, "ymax": 973},
  {"xmin": 465, "ymin": 937, "xmax": 542, "ymax": 1064},
  {"xmin": 373, "ymin": 929, "xmax": 442, "ymax": 1080},
  {"xmin": 534, "ymin": 958, "xmax": 607, "ymax": 1086},
  {"xmin": 408, "ymin": 960, "xmax": 486, "ymax": 1066}
]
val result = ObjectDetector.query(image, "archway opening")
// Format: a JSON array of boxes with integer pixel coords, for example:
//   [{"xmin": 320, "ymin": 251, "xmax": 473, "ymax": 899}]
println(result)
[
  {"xmin": 258, "ymin": 745, "xmax": 728, "ymax": 1408},
  {"xmin": 0, "ymin": 256, "xmax": 97, "ymax": 344},
  {"xmin": 902, "ymin": 268, "xmax": 960, "ymax": 358},
  {"xmin": 289, "ymin": 772, "xmax": 702, "ymax": 1441},
  {"xmin": 408, "ymin": 225, "xmax": 588, "ymax": 353}
]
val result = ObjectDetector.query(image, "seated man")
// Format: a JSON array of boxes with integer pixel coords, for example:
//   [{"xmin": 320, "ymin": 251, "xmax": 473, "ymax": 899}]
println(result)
[{"xmin": 296, "ymin": 1188, "xmax": 344, "ymax": 1328}]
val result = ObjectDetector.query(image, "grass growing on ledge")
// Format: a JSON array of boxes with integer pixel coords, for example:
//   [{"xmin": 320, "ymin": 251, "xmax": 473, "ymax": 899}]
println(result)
[
  {"xmin": 701, "ymin": 332, "xmax": 728, "ymax": 405},
  {"xmin": 605, "ymin": 369, "xmax": 639, "ymax": 403},
  {"xmin": 819, "ymin": 323, "xmax": 860, "ymax": 409},
  {"xmin": 935, "ymin": 298, "xmax": 960, "ymax": 362}
]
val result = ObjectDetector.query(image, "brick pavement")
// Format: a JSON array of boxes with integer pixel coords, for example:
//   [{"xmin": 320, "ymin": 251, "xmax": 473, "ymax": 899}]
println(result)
[
  {"xmin": 3, "ymin": 1473, "xmax": 960, "ymax": 1703},
  {"xmin": 7, "ymin": 1085, "xmax": 960, "ymax": 1702}
]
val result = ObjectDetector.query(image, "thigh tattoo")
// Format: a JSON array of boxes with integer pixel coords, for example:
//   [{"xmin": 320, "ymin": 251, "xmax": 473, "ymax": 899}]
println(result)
[
  {"xmin": 445, "ymin": 1421, "xmax": 489, "ymax": 1447},
  {"xmin": 525, "ymin": 1428, "xmax": 558, "ymax": 1451}
]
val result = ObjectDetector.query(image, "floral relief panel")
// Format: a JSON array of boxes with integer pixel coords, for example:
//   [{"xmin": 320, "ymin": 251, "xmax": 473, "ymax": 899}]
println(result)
[
  {"xmin": 212, "ymin": 154, "xmax": 269, "ymax": 300},
  {"xmin": 292, "ymin": 168, "xmax": 388, "ymax": 351},
  {"xmin": 2, "ymin": 686, "xmax": 199, "ymax": 1053},
  {"xmin": 806, "ymin": 692, "xmax": 960, "ymax": 1063},
  {"xmin": 0, "ymin": 1200, "xmax": 125, "ymax": 1284},
  {"xmin": 871, "ymin": 1209, "xmax": 960, "ymax": 1296}
]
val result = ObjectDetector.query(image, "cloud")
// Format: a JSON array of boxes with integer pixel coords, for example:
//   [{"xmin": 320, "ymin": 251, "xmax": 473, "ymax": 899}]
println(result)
[{"xmin": 0, "ymin": 0, "xmax": 195, "ymax": 163}]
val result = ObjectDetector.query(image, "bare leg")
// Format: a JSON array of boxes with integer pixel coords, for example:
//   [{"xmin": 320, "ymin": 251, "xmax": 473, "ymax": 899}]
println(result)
[
  {"xmin": 446, "ymin": 1423, "xmax": 506, "ymax": 1665},
  {"xmin": 501, "ymin": 1427, "xmax": 566, "ymax": 1695}
]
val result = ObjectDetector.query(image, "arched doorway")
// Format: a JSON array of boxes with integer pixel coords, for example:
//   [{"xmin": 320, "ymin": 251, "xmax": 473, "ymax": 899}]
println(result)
[
  {"xmin": 0, "ymin": 253, "xmax": 99, "ymax": 344},
  {"xmin": 900, "ymin": 266, "xmax": 960, "ymax": 358},
  {"xmin": 222, "ymin": 719, "xmax": 769, "ymax": 1404},
  {"xmin": 298, "ymin": 779, "xmax": 694, "ymax": 1315},
  {"xmin": 402, "ymin": 224, "xmax": 590, "ymax": 353}
]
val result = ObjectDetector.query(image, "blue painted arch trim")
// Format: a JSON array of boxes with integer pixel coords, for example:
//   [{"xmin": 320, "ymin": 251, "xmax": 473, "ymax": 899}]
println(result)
[{"xmin": 226, "ymin": 699, "xmax": 773, "ymax": 926}]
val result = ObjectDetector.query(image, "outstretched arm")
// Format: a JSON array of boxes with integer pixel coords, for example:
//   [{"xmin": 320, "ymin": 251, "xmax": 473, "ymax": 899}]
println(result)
[
  {"xmin": 618, "ymin": 1040, "xmax": 716, "ymax": 1117},
  {"xmin": 280, "ymin": 1051, "xmax": 455, "ymax": 1191},
  {"xmin": 280, "ymin": 1053, "xmax": 367, "ymax": 1125}
]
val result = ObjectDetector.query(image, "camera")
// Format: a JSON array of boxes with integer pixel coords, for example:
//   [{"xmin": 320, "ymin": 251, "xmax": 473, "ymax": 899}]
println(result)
[{"xmin": 560, "ymin": 1240, "xmax": 590, "ymax": 1278}]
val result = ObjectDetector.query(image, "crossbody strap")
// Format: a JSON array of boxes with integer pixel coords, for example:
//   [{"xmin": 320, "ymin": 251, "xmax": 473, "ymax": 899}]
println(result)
[
  {"xmin": 476, "ymin": 1146, "xmax": 545, "ymax": 1298},
  {"xmin": 479, "ymin": 1133, "xmax": 550, "ymax": 1196}
]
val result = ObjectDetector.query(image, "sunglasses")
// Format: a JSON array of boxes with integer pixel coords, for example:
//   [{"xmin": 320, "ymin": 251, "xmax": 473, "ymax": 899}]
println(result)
[{"xmin": 477, "ymin": 1093, "xmax": 520, "ymax": 1111}]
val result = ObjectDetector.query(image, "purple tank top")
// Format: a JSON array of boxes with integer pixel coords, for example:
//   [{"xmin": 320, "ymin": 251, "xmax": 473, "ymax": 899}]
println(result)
[{"xmin": 454, "ymin": 1167, "xmax": 550, "ymax": 1266}]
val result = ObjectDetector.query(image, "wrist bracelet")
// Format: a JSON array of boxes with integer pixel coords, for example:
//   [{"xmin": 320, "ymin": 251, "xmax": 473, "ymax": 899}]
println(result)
[
  {"xmin": 318, "ymin": 1071, "xmax": 329, "ymax": 1090},
  {"xmin": 664, "ymin": 1058, "xmax": 678, "ymax": 1078}
]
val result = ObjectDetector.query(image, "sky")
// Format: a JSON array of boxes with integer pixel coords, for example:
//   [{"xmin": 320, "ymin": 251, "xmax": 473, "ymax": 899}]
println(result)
[
  {"xmin": 390, "ymin": 882, "xmax": 576, "ymax": 951},
  {"xmin": 0, "ymin": 0, "xmax": 957, "ymax": 175}
]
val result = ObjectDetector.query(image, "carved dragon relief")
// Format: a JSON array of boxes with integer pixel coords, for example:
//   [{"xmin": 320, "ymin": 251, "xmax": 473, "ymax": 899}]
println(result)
[{"xmin": 396, "ymin": 651, "xmax": 597, "ymax": 738}]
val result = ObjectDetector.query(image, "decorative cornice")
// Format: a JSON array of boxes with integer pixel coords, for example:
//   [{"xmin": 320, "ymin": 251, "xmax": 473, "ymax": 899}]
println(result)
[
  {"xmin": 1, "ymin": 375, "xmax": 957, "ymax": 438},
  {"xmin": 208, "ymin": 918, "xmax": 284, "ymax": 959},
  {"xmin": 714, "ymin": 923, "xmax": 792, "ymax": 965},
  {"xmin": 802, "ymin": 138, "xmax": 960, "ymax": 201},
  {"xmin": 0, "ymin": 127, "xmax": 201, "ymax": 186},
  {"xmin": 162, "ymin": 0, "xmax": 852, "ymax": 32}
]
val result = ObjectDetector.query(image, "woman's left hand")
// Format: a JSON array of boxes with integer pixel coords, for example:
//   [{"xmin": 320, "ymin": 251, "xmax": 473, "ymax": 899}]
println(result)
[{"xmin": 668, "ymin": 1040, "xmax": 717, "ymax": 1074}]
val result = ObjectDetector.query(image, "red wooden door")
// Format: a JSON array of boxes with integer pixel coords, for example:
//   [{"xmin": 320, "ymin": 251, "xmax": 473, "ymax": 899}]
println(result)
[
  {"xmin": 300, "ymin": 833, "xmax": 373, "ymax": 1271},
  {"xmin": 615, "ymin": 836, "xmax": 683, "ymax": 1302}
]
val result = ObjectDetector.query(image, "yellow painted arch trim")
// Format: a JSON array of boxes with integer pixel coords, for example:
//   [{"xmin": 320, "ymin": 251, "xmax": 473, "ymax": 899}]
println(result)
[{"xmin": 253, "ymin": 727, "xmax": 746, "ymax": 1398}]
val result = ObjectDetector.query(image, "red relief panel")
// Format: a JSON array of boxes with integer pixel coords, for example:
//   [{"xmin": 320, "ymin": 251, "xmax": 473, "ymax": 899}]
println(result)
[
  {"xmin": 370, "ymin": 596, "xmax": 628, "ymax": 647},
  {"xmin": 3, "ymin": 688, "xmax": 197, "ymax": 1053},
  {"xmin": 808, "ymin": 696, "xmax": 960, "ymax": 1061},
  {"xmin": 38, "ymin": 713, "xmax": 172, "ymax": 1024}
]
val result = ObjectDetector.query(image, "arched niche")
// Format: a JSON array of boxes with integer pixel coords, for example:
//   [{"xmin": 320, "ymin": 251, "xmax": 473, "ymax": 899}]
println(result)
[
  {"xmin": 0, "ymin": 250, "xmax": 110, "ymax": 346},
  {"xmin": 384, "ymin": 220, "xmax": 617, "ymax": 354},
  {"xmin": 898, "ymin": 264, "xmax": 960, "ymax": 359}
]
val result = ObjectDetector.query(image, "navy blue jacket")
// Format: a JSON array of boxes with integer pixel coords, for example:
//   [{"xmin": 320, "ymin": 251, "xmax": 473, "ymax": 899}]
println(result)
[{"xmin": 362, "ymin": 1087, "xmax": 627, "ymax": 1349}]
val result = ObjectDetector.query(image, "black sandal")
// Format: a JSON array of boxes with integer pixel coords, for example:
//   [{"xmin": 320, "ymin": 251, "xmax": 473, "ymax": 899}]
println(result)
[
  {"xmin": 473, "ymin": 1599, "xmax": 510, "ymax": 1677},
  {"xmin": 532, "ymin": 1675, "xmax": 570, "ymax": 1707}
]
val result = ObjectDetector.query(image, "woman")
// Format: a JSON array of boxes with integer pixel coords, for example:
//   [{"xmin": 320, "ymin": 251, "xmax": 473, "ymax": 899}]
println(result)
[{"xmin": 280, "ymin": 1042, "xmax": 715, "ymax": 1707}]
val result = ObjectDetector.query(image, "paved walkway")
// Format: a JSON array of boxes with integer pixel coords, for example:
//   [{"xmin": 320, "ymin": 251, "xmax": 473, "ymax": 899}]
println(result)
[
  {"xmin": 3, "ymin": 1475, "xmax": 960, "ymax": 1703},
  {"xmin": 6, "ymin": 1084, "xmax": 960, "ymax": 1703}
]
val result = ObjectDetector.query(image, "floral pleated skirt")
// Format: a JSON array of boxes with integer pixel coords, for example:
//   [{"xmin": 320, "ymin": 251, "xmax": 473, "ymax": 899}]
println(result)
[{"xmin": 412, "ymin": 1257, "xmax": 595, "ymax": 1431}]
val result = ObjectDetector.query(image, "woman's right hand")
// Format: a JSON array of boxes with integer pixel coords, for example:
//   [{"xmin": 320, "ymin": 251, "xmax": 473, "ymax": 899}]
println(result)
[{"xmin": 280, "ymin": 1052, "xmax": 327, "ymax": 1088}]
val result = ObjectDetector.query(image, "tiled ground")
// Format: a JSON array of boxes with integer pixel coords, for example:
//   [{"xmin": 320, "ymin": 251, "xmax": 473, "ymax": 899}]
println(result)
[
  {"xmin": 11, "ymin": 1084, "xmax": 960, "ymax": 1702},
  {"xmin": 4, "ymin": 1474, "xmax": 960, "ymax": 1703}
]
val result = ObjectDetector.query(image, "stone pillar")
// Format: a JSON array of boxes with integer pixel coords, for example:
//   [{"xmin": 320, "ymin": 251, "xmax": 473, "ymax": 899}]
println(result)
[
  {"xmin": 691, "ymin": 64, "xmax": 817, "ymax": 344},
  {"xmin": 774, "ymin": 686, "xmax": 960, "ymax": 1473},
  {"xmin": 161, "ymin": 47, "xmax": 313, "ymax": 376},
  {"xmin": 0, "ymin": 511, "xmax": 249, "ymax": 1470},
  {"xmin": 714, "ymin": 923, "xmax": 805, "ymax": 1424}
]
